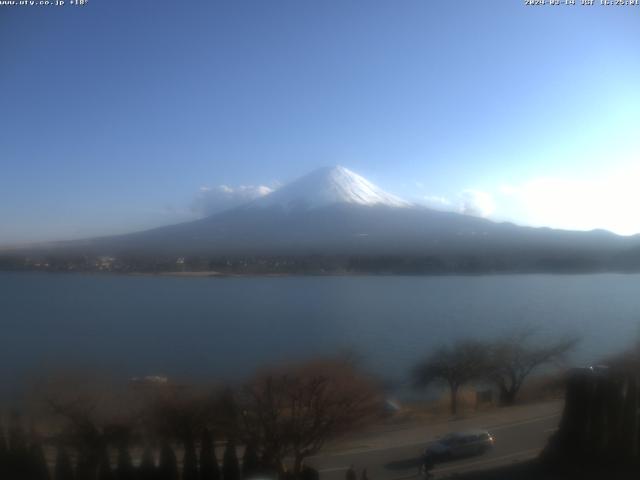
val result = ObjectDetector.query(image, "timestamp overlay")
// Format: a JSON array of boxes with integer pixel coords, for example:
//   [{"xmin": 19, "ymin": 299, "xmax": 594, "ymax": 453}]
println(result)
[
  {"xmin": 0, "ymin": 0, "xmax": 88, "ymax": 7},
  {"xmin": 525, "ymin": 0, "xmax": 639, "ymax": 6}
]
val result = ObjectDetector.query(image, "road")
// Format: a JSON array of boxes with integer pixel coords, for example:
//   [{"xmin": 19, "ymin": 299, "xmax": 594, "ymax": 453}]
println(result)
[{"xmin": 308, "ymin": 401, "xmax": 562, "ymax": 480}]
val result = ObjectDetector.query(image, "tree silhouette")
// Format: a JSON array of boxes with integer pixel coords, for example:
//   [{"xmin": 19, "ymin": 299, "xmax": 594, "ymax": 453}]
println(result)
[
  {"xmin": 8, "ymin": 414, "xmax": 28, "ymax": 453},
  {"xmin": 53, "ymin": 447, "xmax": 75, "ymax": 480},
  {"xmin": 76, "ymin": 446, "xmax": 100, "ymax": 480},
  {"xmin": 487, "ymin": 330, "xmax": 578, "ymax": 405},
  {"xmin": 7, "ymin": 413, "xmax": 30, "ymax": 478},
  {"xmin": 199, "ymin": 428, "xmax": 220, "ymax": 480},
  {"xmin": 115, "ymin": 444, "xmax": 135, "ymax": 480},
  {"xmin": 29, "ymin": 438, "xmax": 51, "ymax": 480},
  {"xmin": 138, "ymin": 446, "xmax": 156, "ymax": 480},
  {"xmin": 146, "ymin": 390, "xmax": 214, "ymax": 446},
  {"xmin": 97, "ymin": 448, "xmax": 114, "ymax": 480},
  {"xmin": 414, "ymin": 340, "xmax": 488, "ymax": 415},
  {"xmin": 0, "ymin": 426, "xmax": 8, "ymax": 479},
  {"xmin": 239, "ymin": 358, "xmax": 378, "ymax": 476},
  {"xmin": 158, "ymin": 442, "xmax": 178, "ymax": 480},
  {"xmin": 222, "ymin": 441, "xmax": 240, "ymax": 480},
  {"xmin": 182, "ymin": 435, "xmax": 199, "ymax": 480},
  {"xmin": 241, "ymin": 442, "xmax": 259, "ymax": 479}
]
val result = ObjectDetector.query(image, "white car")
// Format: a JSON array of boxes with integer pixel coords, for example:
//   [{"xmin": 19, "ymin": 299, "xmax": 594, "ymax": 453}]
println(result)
[{"xmin": 424, "ymin": 430, "xmax": 494, "ymax": 460}]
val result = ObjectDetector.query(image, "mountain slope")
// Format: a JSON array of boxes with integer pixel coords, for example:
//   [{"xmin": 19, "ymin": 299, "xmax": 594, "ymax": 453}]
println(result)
[{"xmin": 5, "ymin": 166, "xmax": 640, "ymax": 273}]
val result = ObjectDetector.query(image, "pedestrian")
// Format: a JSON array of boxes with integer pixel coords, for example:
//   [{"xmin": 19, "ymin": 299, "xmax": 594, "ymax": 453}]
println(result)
[{"xmin": 361, "ymin": 468, "xmax": 369, "ymax": 480}]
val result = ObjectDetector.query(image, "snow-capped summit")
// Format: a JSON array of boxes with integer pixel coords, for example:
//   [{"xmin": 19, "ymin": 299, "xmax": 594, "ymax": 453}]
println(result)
[{"xmin": 251, "ymin": 166, "xmax": 412, "ymax": 211}]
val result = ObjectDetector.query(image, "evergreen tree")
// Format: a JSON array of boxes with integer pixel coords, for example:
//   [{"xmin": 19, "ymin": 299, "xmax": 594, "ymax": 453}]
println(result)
[
  {"xmin": 53, "ymin": 447, "xmax": 75, "ymax": 480},
  {"xmin": 97, "ymin": 449, "xmax": 114, "ymax": 480},
  {"xmin": 157, "ymin": 442, "xmax": 178, "ymax": 480},
  {"xmin": 241, "ymin": 443, "xmax": 259, "ymax": 479},
  {"xmin": 182, "ymin": 436, "xmax": 198, "ymax": 480},
  {"xmin": 0, "ymin": 425, "xmax": 7, "ymax": 479},
  {"xmin": 7, "ymin": 413, "xmax": 29, "ymax": 478},
  {"xmin": 222, "ymin": 441, "xmax": 239, "ymax": 480},
  {"xmin": 29, "ymin": 439, "xmax": 51, "ymax": 480},
  {"xmin": 8, "ymin": 414, "xmax": 28, "ymax": 453},
  {"xmin": 115, "ymin": 445, "xmax": 135, "ymax": 480},
  {"xmin": 199, "ymin": 429, "xmax": 219, "ymax": 480},
  {"xmin": 137, "ymin": 446, "xmax": 156, "ymax": 480},
  {"xmin": 258, "ymin": 451, "xmax": 276, "ymax": 478},
  {"xmin": 76, "ymin": 447, "xmax": 99, "ymax": 480}
]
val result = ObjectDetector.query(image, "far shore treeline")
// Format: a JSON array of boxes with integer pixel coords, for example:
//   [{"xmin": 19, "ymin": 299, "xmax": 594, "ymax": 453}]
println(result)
[{"xmin": 4, "ymin": 251, "xmax": 640, "ymax": 275}]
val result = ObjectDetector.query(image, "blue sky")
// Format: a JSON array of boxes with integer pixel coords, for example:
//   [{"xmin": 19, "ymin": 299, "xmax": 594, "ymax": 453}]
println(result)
[{"xmin": 1, "ymin": 0, "xmax": 640, "ymax": 244}]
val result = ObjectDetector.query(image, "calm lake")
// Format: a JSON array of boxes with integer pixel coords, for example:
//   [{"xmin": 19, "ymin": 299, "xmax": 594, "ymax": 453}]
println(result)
[{"xmin": 2, "ymin": 272, "xmax": 639, "ymax": 394}]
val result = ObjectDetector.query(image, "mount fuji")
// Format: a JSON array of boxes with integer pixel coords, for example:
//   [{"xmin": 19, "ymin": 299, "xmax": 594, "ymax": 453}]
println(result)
[
  {"xmin": 7, "ymin": 166, "xmax": 640, "ymax": 273},
  {"xmin": 77, "ymin": 165, "xmax": 425, "ymax": 255},
  {"xmin": 248, "ymin": 166, "xmax": 411, "ymax": 211}
]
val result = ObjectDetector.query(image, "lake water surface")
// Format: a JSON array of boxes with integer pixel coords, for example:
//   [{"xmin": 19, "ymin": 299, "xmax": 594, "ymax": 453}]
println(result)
[{"xmin": 2, "ymin": 272, "xmax": 639, "ymax": 394}]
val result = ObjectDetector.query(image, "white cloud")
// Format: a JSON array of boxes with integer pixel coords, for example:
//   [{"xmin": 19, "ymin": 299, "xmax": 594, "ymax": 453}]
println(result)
[
  {"xmin": 192, "ymin": 184, "xmax": 274, "ymax": 216},
  {"xmin": 459, "ymin": 190, "xmax": 495, "ymax": 218},
  {"xmin": 494, "ymin": 166, "xmax": 640, "ymax": 235},
  {"xmin": 417, "ymin": 162, "xmax": 640, "ymax": 234},
  {"xmin": 419, "ymin": 190, "xmax": 495, "ymax": 218},
  {"xmin": 422, "ymin": 195, "xmax": 452, "ymax": 210}
]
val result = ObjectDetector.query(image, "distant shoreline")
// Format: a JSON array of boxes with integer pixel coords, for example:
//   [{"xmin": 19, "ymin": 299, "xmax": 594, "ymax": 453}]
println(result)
[
  {"xmin": 3, "ymin": 269, "xmax": 640, "ymax": 280},
  {"xmin": 130, "ymin": 270, "xmax": 293, "ymax": 278}
]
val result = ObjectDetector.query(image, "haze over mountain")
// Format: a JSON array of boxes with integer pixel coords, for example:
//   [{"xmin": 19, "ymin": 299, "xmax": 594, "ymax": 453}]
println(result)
[
  {"xmin": 5, "ymin": 165, "xmax": 637, "ymax": 275},
  {"xmin": 3, "ymin": 166, "xmax": 640, "ymax": 273}
]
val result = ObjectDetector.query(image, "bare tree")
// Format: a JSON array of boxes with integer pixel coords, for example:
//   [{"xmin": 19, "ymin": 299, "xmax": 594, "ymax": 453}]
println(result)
[
  {"xmin": 413, "ymin": 340, "xmax": 488, "ymax": 415},
  {"xmin": 143, "ymin": 387, "xmax": 218, "ymax": 443},
  {"xmin": 238, "ymin": 358, "xmax": 380, "ymax": 476},
  {"xmin": 45, "ymin": 395, "xmax": 107, "ymax": 480},
  {"xmin": 41, "ymin": 374, "xmax": 140, "ymax": 452},
  {"xmin": 487, "ymin": 330, "xmax": 578, "ymax": 405}
]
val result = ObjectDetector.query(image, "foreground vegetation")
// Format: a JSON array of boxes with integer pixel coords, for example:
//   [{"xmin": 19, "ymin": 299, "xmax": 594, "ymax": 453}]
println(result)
[
  {"xmin": 413, "ymin": 330, "xmax": 578, "ymax": 414},
  {"xmin": 0, "ymin": 331, "xmax": 585, "ymax": 479},
  {"xmin": 0, "ymin": 358, "xmax": 380, "ymax": 480}
]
